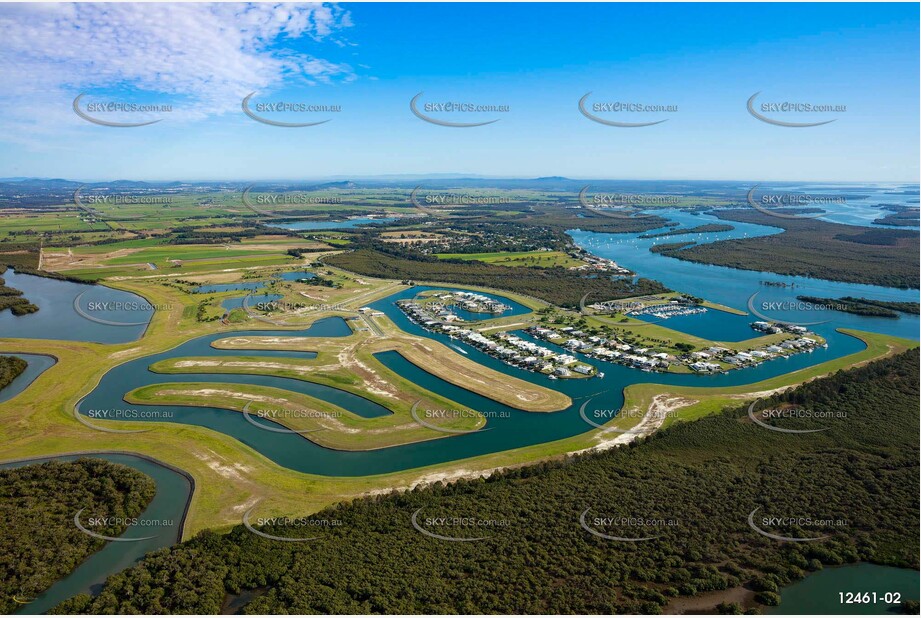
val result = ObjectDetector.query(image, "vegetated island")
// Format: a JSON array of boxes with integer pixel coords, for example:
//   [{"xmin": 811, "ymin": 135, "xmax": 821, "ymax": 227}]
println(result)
[
  {"xmin": 796, "ymin": 296, "xmax": 920, "ymax": 319},
  {"xmin": 649, "ymin": 209, "xmax": 919, "ymax": 289},
  {"xmin": 0, "ymin": 355, "xmax": 27, "ymax": 390},
  {"xmin": 638, "ymin": 223, "xmax": 733, "ymax": 239},
  {"xmin": 873, "ymin": 204, "xmax": 920, "ymax": 227},
  {"xmin": 54, "ymin": 349, "xmax": 919, "ymax": 615},
  {"xmin": 650, "ymin": 241, "xmax": 695, "ymax": 254},
  {"xmin": 0, "ymin": 266, "xmax": 39, "ymax": 316},
  {"xmin": 0, "ymin": 458, "xmax": 156, "ymax": 614}
]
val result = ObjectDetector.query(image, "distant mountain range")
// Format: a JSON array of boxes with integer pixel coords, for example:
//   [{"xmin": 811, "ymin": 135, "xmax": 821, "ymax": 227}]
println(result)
[{"xmin": 0, "ymin": 177, "xmax": 914, "ymax": 209}]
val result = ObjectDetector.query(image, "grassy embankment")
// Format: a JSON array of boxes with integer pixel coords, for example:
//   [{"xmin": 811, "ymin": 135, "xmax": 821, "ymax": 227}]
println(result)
[{"xmin": 434, "ymin": 250, "xmax": 583, "ymax": 268}]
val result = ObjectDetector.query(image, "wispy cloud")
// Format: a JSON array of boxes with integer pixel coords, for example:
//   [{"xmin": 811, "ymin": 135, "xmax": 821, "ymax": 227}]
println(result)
[{"xmin": 0, "ymin": 2, "xmax": 354, "ymax": 143}]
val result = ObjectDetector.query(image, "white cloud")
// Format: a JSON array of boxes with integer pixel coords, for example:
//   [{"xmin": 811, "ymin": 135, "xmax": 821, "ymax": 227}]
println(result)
[{"xmin": 0, "ymin": 2, "xmax": 354, "ymax": 143}]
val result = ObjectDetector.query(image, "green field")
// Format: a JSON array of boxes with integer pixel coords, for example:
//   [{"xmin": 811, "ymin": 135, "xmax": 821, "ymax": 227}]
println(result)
[
  {"xmin": 104, "ymin": 245, "xmax": 287, "ymax": 265},
  {"xmin": 435, "ymin": 250, "xmax": 583, "ymax": 268}
]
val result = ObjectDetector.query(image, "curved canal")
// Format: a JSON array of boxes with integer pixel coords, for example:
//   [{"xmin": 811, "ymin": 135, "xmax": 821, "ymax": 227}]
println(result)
[
  {"xmin": 0, "ymin": 453, "xmax": 192, "ymax": 615},
  {"xmin": 2, "ymin": 221, "xmax": 918, "ymax": 478},
  {"xmin": 71, "ymin": 278, "xmax": 904, "ymax": 476}
]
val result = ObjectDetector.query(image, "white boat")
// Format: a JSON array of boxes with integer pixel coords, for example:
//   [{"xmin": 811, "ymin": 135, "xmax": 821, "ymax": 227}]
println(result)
[{"xmin": 450, "ymin": 344, "xmax": 468, "ymax": 355}]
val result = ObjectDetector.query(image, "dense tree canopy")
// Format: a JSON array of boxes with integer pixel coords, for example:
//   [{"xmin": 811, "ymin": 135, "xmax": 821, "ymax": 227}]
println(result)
[
  {"xmin": 0, "ymin": 459, "xmax": 156, "ymax": 614},
  {"xmin": 53, "ymin": 349, "xmax": 920, "ymax": 614},
  {"xmin": 0, "ymin": 355, "xmax": 27, "ymax": 390},
  {"xmin": 325, "ymin": 249, "xmax": 667, "ymax": 308}
]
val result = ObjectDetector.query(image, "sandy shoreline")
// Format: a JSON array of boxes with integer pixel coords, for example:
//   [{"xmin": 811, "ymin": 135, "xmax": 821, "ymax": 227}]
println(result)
[{"xmin": 360, "ymin": 390, "xmax": 698, "ymax": 496}]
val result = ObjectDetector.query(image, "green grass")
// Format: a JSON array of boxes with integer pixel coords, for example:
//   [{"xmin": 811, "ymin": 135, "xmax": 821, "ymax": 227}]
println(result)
[
  {"xmin": 104, "ymin": 246, "xmax": 282, "ymax": 265},
  {"xmin": 435, "ymin": 250, "xmax": 583, "ymax": 268},
  {"xmin": 46, "ymin": 237, "xmax": 166, "ymax": 254}
]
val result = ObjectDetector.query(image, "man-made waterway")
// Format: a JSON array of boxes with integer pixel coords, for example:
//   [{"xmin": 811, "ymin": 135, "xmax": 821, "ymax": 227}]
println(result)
[
  {"xmin": 68, "ymin": 278, "xmax": 877, "ymax": 477},
  {"xmin": 0, "ymin": 453, "xmax": 191, "ymax": 615},
  {"xmin": 0, "ymin": 353, "xmax": 55, "ymax": 403},
  {"xmin": 3, "ymin": 219, "xmax": 918, "ymax": 478}
]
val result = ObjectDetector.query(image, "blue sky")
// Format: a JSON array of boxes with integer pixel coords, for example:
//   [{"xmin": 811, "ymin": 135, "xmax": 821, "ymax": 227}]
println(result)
[{"xmin": 0, "ymin": 2, "xmax": 917, "ymax": 182}]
